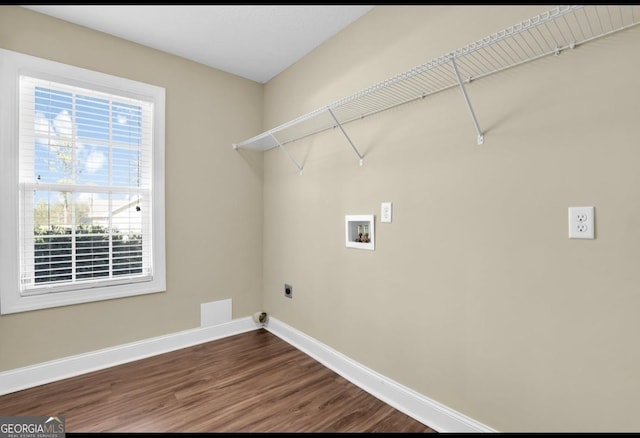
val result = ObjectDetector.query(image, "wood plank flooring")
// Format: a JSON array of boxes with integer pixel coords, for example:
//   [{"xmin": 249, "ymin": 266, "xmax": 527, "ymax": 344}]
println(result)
[{"xmin": 0, "ymin": 329, "xmax": 436, "ymax": 433}]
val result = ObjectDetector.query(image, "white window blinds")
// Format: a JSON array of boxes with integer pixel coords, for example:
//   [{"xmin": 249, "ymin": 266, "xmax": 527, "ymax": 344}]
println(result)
[{"xmin": 18, "ymin": 75, "xmax": 154, "ymax": 294}]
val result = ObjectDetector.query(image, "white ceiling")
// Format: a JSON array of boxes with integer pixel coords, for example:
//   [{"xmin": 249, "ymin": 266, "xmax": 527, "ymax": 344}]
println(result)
[{"xmin": 22, "ymin": 5, "xmax": 375, "ymax": 84}]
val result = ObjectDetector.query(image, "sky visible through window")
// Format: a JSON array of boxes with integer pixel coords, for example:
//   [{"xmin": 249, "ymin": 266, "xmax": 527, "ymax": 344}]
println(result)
[
  {"xmin": 32, "ymin": 84, "xmax": 145, "ymax": 233},
  {"xmin": 34, "ymin": 85, "xmax": 142, "ymax": 189},
  {"xmin": 27, "ymin": 84, "xmax": 147, "ymax": 284}
]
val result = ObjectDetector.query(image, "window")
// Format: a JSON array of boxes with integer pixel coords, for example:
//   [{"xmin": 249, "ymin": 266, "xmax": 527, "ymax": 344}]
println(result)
[{"xmin": 0, "ymin": 48, "xmax": 166, "ymax": 314}]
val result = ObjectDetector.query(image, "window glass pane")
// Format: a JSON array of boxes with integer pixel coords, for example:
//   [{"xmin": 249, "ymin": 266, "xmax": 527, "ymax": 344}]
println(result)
[
  {"xmin": 34, "ymin": 189, "xmax": 74, "ymax": 229},
  {"xmin": 76, "ymin": 94, "xmax": 109, "ymax": 142},
  {"xmin": 34, "ymin": 87, "xmax": 72, "ymax": 140},
  {"xmin": 34, "ymin": 231, "xmax": 73, "ymax": 285},
  {"xmin": 31, "ymin": 191, "xmax": 145, "ymax": 283},
  {"xmin": 33, "ymin": 87, "xmax": 76, "ymax": 184},
  {"xmin": 113, "ymin": 233, "xmax": 143, "ymax": 277},
  {"xmin": 112, "ymin": 192, "xmax": 144, "ymax": 277},
  {"xmin": 76, "ymin": 144, "xmax": 109, "ymax": 186},
  {"xmin": 112, "ymin": 147, "xmax": 141, "ymax": 187},
  {"xmin": 110, "ymin": 192, "xmax": 143, "ymax": 235},
  {"xmin": 112, "ymin": 102, "xmax": 142, "ymax": 145},
  {"xmin": 75, "ymin": 191, "xmax": 106, "ymax": 229},
  {"xmin": 33, "ymin": 189, "xmax": 73, "ymax": 284},
  {"xmin": 76, "ymin": 227, "xmax": 110, "ymax": 281},
  {"xmin": 34, "ymin": 142, "xmax": 76, "ymax": 184}
]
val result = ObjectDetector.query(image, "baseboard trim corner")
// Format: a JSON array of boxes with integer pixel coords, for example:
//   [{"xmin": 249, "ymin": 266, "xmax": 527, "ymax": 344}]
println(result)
[{"xmin": 265, "ymin": 317, "xmax": 495, "ymax": 433}]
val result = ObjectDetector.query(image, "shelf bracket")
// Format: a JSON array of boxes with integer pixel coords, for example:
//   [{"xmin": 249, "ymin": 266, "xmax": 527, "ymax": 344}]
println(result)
[
  {"xmin": 328, "ymin": 108, "xmax": 364, "ymax": 166},
  {"xmin": 271, "ymin": 133, "xmax": 303, "ymax": 175},
  {"xmin": 451, "ymin": 57, "xmax": 484, "ymax": 145}
]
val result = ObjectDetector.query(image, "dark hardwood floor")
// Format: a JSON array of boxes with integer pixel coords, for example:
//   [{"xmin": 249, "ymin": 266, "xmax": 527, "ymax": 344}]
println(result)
[{"xmin": 0, "ymin": 329, "xmax": 436, "ymax": 433}]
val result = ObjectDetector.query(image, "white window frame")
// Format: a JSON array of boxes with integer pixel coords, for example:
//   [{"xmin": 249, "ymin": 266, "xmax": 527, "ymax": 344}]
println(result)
[{"xmin": 0, "ymin": 48, "xmax": 166, "ymax": 314}]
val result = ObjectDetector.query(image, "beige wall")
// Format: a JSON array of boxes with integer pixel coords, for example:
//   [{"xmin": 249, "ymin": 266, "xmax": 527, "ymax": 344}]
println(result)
[
  {"xmin": 264, "ymin": 5, "xmax": 640, "ymax": 433},
  {"xmin": 0, "ymin": 7, "xmax": 264, "ymax": 370},
  {"xmin": 3, "ymin": 4, "xmax": 640, "ymax": 433}
]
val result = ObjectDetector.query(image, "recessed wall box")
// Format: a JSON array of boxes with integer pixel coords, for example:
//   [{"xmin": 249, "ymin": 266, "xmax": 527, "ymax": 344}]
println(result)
[{"xmin": 345, "ymin": 215, "xmax": 375, "ymax": 250}]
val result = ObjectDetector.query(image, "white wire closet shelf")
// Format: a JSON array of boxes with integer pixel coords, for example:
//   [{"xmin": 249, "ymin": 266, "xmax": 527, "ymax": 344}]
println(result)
[{"xmin": 232, "ymin": 5, "xmax": 640, "ymax": 173}]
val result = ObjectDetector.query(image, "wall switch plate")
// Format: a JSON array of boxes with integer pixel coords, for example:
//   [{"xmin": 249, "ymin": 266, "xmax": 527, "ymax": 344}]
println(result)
[
  {"xmin": 381, "ymin": 202, "xmax": 392, "ymax": 223},
  {"xmin": 568, "ymin": 206, "xmax": 594, "ymax": 239}
]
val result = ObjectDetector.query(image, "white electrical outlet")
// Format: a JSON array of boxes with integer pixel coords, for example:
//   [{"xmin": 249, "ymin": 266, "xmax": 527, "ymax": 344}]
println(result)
[{"xmin": 568, "ymin": 206, "xmax": 595, "ymax": 239}]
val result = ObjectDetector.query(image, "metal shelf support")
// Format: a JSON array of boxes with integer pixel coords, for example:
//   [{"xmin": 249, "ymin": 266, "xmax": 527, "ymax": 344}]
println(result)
[
  {"xmin": 328, "ymin": 108, "xmax": 364, "ymax": 166},
  {"xmin": 451, "ymin": 57, "xmax": 484, "ymax": 145},
  {"xmin": 271, "ymin": 133, "xmax": 303, "ymax": 175}
]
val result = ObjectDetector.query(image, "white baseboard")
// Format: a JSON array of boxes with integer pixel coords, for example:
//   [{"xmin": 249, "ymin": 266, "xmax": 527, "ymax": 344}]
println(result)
[
  {"xmin": 0, "ymin": 314, "xmax": 494, "ymax": 432},
  {"xmin": 265, "ymin": 317, "xmax": 496, "ymax": 433},
  {"xmin": 0, "ymin": 316, "xmax": 259, "ymax": 396}
]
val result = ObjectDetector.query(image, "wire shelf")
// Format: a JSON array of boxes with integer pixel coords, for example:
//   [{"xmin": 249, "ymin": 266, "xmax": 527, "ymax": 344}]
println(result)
[{"xmin": 233, "ymin": 5, "xmax": 640, "ymax": 157}]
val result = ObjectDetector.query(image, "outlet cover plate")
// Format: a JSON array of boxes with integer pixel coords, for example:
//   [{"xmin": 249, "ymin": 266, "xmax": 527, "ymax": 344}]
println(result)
[
  {"xmin": 568, "ymin": 206, "xmax": 594, "ymax": 239},
  {"xmin": 381, "ymin": 202, "xmax": 392, "ymax": 223}
]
